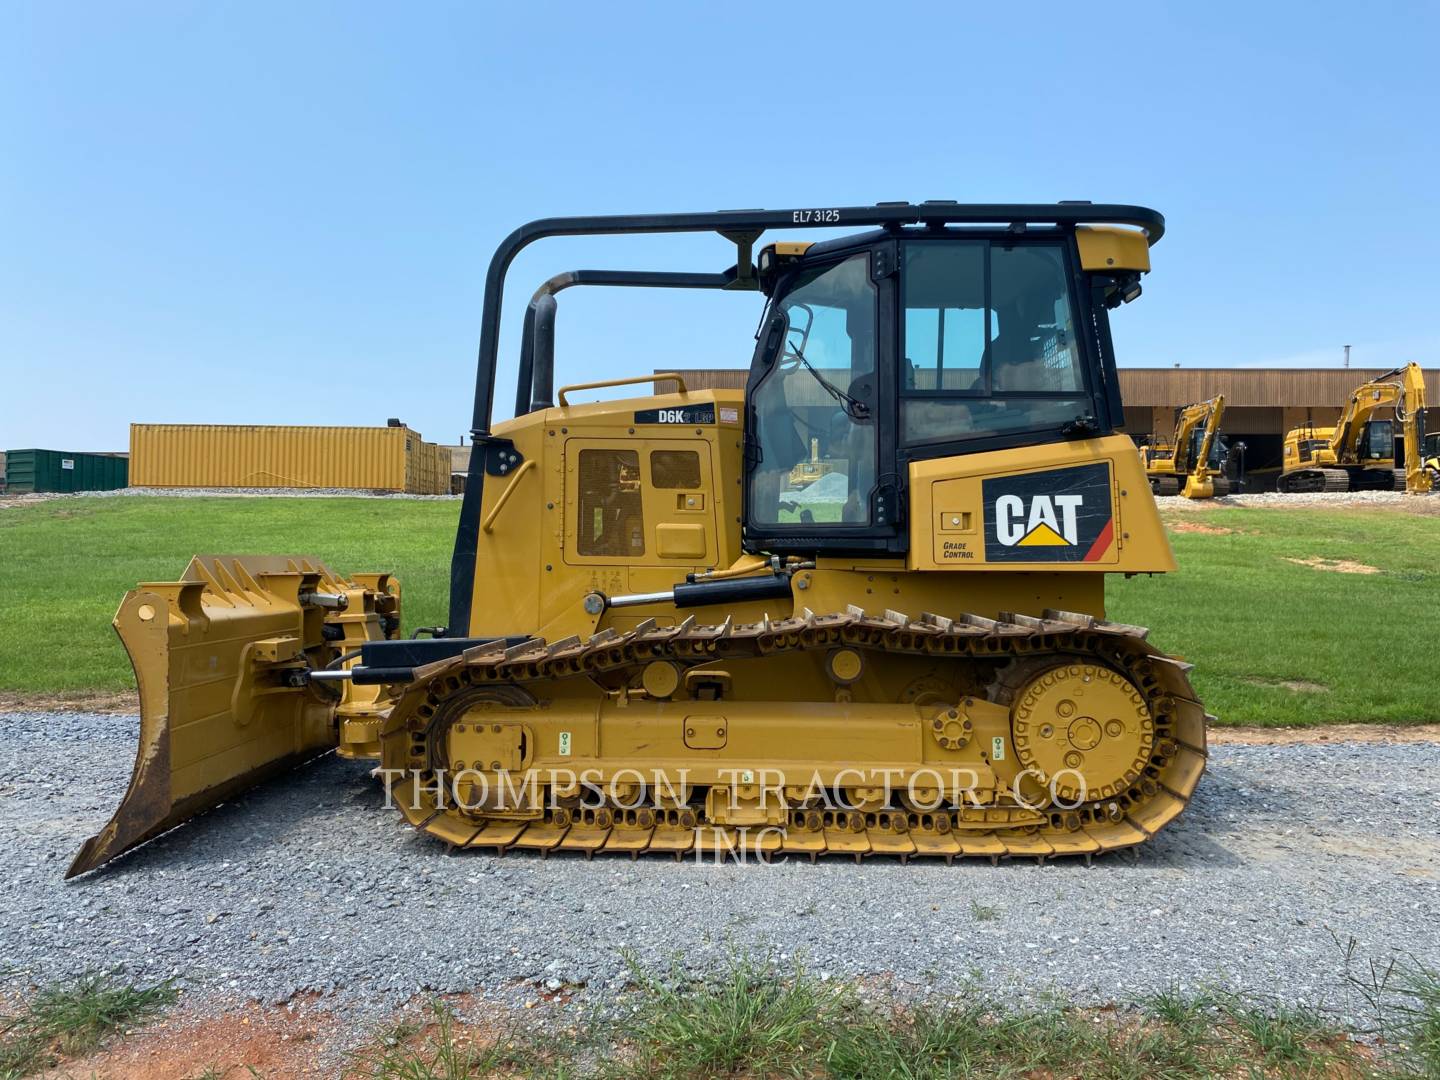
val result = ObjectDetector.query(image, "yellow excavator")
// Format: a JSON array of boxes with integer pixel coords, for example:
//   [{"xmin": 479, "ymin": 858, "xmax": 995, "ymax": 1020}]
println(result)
[
  {"xmin": 71, "ymin": 203, "xmax": 1207, "ymax": 877},
  {"xmin": 1279, "ymin": 363, "xmax": 1430, "ymax": 493},
  {"xmin": 1425, "ymin": 432, "xmax": 1440, "ymax": 487},
  {"xmin": 1140, "ymin": 395, "xmax": 1235, "ymax": 499}
]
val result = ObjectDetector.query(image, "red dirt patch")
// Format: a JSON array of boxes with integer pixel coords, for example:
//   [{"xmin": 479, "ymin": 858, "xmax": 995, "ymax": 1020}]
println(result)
[
  {"xmin": 40, "ymin": 1001, "xmax": 339, "ymax": 1079},
  {"xmin": 1284, "ymin": 556, "xmax": 1382, "ymax": 575},
  {"xmin": 1210, "ymin": 723, "xmax": 1440, "ymax": 745},
  {"xmin": 42, "ymin": 991, "xmax": 579, "ymax": 1080},
  {"xmin": 1167, "ymin": 521, "xmax": 1234, "ymax": 535},
  {"xmin": 0, "ymin": 690, "xmax": 136, "ymax": 714},
  {"xmin": 1239, "ymin": 676, "xmax": 1328, "ymax": 693}
]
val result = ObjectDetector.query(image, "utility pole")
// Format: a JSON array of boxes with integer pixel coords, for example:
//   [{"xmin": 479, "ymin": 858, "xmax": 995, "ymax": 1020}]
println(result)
[{"xmin": 1343, "ymin": 344, "xmax": 1351, "ymax": 369}]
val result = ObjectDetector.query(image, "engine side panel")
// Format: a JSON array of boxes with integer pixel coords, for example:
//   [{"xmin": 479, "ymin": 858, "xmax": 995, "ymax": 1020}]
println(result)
[{"xmin": 908, "ymin": 435, "xmax": 1175, "ymax": 573}]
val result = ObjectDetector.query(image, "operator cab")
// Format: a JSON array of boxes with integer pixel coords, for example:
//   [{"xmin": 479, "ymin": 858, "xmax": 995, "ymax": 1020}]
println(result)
[
  {"xmin": 1185, "ymin": 426, "xmax": 1228, "ymax": 472},
  {"xmin": 744, "ymin": 226, "xmax": 1142, "ymax": 555},
  {"xmin": 1359, "ymin": 419, "xmax": 1394, "ymax": 462}
]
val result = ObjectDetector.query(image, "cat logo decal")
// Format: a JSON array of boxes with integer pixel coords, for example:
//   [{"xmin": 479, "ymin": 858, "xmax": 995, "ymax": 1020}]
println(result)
[{"xmin": 982, "ymin": 463, "xmax": 1115, "ymax": 563}]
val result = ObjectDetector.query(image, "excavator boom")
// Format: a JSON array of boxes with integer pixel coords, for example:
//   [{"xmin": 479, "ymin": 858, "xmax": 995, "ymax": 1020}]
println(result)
[{"xmin": 1142, "ymin": 395, "xmax": 1230, "ymax": 498}]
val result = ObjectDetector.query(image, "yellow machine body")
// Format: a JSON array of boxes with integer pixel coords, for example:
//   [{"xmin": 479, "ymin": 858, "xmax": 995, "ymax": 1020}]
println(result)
[
  {"xmin": 1424, "ymin": 432, "xmax": 1440, "ymax": 489},
  {"xmin": 68, "ymin": 557, "xmax": 400, "ymax": 877},
  {"xmin": 462, "ymin": 389, "xmax": 1174, "ymax": 646},
  {"xmin": 75, "ymin": 203, "xmax": 1208, "ymax": 874},
  {"xmin": 1140, "ymin": 395, "xmax": 1229, "ymax": 499},
  {"xmin": 1279, "ymin": 363, "xmax": 1431, "ymax": 494}
]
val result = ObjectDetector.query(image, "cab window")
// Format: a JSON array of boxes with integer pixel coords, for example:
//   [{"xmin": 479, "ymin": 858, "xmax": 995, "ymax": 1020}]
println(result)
[
  {"xmin": 749, "ymin": 253, "xmax": 877, "ymax": 526},
  {"xmin": 901, "ymin": 241, "xmax": 1089, "ymax": 445},
  {"xmin": 1362, "ymin": 420, "xmax": 1393, "ymax": 461},
  {"xmin": 651, "ymin": 449, "xmax": 702, "ymax": 488}
]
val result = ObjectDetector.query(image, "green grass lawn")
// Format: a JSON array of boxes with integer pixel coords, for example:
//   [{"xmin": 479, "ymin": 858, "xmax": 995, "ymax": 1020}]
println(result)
[
  {"xmin": 1, "ymin": 496, "xmax": 1436, "ymax": 726},
  {"xmin": 1109, "ymin": 505, "xmax": 1439, "ymax": 726},
  {"xmin": 0, "ymin": 496, "xmax": 457, "ymax": 695}
]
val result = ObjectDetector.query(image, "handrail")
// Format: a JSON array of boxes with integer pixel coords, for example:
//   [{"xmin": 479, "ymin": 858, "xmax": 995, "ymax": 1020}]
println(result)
[
  {"xmin": 557, "ymin": 372, "xmax": 690, "ymax": 407},
  {"xmin": 517, "ymin": 269, "xmax": 740, "ymax": 417},
  {"xmin": 480, "ymin": 459, "xmax": 536, "ymax": 534},
  {"xmin": 468, "ymin": 203, "xmax": 1163, "ymax": 436},
  {"xmin": 450, "ymin": 201, "xmax": 1165, "ymax": 635}
]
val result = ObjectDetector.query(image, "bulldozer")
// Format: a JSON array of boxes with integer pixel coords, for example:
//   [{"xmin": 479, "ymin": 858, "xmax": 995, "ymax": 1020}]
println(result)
[
  {"xmin": 70, "ymin": 203, "xmax": 1208, "ymax": 877},
  {"xmin": 1139, "ymin": 395, "xmax": 1237, "ymax": 499},
  {"xmin": 1278, "ymin": 363, "xmax": 1431, "ymax": 493}
]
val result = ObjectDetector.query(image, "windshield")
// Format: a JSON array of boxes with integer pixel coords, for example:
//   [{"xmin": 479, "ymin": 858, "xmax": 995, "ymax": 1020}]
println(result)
[
  {"xmin": 1188, "ymin": 428, "xmax": 1227, "ymax": 470},
  {"xmin": 749, "ymin": 253, "xmax": 877, "ymax": 526}
]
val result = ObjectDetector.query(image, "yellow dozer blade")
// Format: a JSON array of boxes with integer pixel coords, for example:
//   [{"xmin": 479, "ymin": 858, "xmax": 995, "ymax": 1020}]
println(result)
[{"xmin": 68, "ymin": 555, "xmax": 398, "ymax": 878}]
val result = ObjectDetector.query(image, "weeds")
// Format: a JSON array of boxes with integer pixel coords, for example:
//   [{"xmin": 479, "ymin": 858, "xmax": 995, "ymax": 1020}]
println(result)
[
  {"xmin": 1221, "ymin": 994, "xmax": 1352, "ymax": 1073},
  {"xmin": 182, "ymin": 956, "xmax": 1440, "ymax": 1080},
  {"xmin": 1348, "ymin": 947, "xmax": 1440, "ymax": 1077},
  {"xmin": 345, "ymin": 999, "xmax": 561, "ymax": 1080},
  {"xmin": 1387, "ymin": 959, "xmax": 1440, "ymax": 1077},
  {"xmin": 968, "ymin": 898, "xmax": 999, "ymax": 921},
  {"xmin": 610, "ymin": 953, "xmax": 849, "ymax": 1079},
  {"xmin": 0, "ymin": 970, "xmax": 176, "ymax": 1078}
]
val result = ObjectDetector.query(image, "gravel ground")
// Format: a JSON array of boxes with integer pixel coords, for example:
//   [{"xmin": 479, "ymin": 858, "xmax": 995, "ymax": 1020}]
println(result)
[
  {"xmin": 1157, "ymin": 489, "xmax": 1439, "ymax": 510},
  {"xmin": 2, "ymin": 709, "xmax": 1437, "ymax": 1023}
]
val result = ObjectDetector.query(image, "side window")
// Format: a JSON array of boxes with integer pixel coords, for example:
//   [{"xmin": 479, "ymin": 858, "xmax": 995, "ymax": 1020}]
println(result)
[
  {"xmin": 900, "ymin": 241, "xmax": 1090, "ymax": 446},
  {"xmin": 902, "ymin": 243, "xmax": 989, "ymax": 391},
  {"xmin": 990, "ymin": 245, "xmax": 1082, "ymax": 393},
  {"xmin": 651, "ymin": 450, "xmax": 701, "ymax": 489},
  {"xmin": 577, "ymin": 449, "xmax": 644, "ymax": 556},
  {"xmin": 749, "ymin": 253, "xmax": 877, "ymax": 527}
]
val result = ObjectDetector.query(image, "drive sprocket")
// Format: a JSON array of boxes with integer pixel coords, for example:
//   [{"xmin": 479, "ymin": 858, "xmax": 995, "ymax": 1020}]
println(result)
[{"xmin": 1010, "ymin": 663, "xmax": 1154, "ymax": 802}]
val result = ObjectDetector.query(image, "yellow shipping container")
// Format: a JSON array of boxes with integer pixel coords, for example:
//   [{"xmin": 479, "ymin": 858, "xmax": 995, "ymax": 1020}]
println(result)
[{"xmin": 129, "ymin": 424, "xmax": 453, "ymax": 494}]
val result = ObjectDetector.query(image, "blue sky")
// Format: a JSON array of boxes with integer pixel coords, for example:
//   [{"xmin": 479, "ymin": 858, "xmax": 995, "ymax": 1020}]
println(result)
[{"xmin": 4, "ymin": 2, "xmax": 1436, "ymax": 451}]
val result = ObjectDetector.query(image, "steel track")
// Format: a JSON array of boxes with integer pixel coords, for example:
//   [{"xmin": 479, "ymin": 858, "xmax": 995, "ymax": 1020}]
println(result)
[{"xmin": 384, "ymin": 607, "xmax": 1209, "ymax": 863}]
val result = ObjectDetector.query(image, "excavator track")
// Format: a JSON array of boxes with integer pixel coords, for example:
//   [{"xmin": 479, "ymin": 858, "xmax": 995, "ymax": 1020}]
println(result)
[
  {"xmin": 1279, "ymin": 466, "xmax": 1400, "ymax": 494},
  {"xmin": 381, "ymin": 607, "xmax": 1208, "ymax": 864},
  {"xmin": 1278, "ymin": 468, "xmax": 1351, "ymax": 493}
]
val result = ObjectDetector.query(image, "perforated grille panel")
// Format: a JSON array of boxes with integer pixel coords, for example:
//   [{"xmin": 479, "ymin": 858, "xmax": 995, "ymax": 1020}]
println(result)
[{"xmin": 577, "ymin": 449, "xmax": 645, "ymax": 557}]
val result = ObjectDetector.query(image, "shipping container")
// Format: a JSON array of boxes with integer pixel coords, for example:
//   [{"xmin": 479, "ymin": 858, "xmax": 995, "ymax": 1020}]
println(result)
[
  {"xmin": 128, "ymin": 424, "xmax": 452, "ymax": 494},
  {"xmin": 2, "ymin": 449, "xmax": 129, "ymax": 494}
]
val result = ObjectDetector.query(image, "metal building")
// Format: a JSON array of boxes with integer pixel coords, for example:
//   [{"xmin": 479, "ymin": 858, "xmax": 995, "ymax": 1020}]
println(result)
[{"xmin": 659, "ymin": 367, "xmax": 1440, "ymax": 473}]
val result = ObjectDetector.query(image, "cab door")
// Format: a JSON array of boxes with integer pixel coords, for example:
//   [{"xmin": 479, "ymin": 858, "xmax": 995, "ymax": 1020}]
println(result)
[
  {"xmin": 1360, "ymin": 420, "xmax": 1394, "ymax": 463},
  {"xmin": 562, "ymin": 440, "xmax": 717, "ymax": 568}
]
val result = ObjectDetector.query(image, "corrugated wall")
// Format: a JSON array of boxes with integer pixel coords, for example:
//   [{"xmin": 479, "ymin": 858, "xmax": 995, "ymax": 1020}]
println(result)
[
  {"xmin": 129, "ymin": 424, "xmax": 452, "ymax": 493},
  {"xmin": 662, "ymin": 367, "xmax": 1440, "ymax": 409},
  {"xmin": 2, "ymin": 449, "xmax": 128, "ymax": 493},
  {"xmin": 1111, "ymin": 367, "xmax": 1439, "ymax": 408}
]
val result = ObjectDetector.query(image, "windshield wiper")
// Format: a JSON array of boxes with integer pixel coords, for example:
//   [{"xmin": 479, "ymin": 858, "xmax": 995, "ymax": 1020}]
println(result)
[{"xmin": 789, "ymin": 343, "xmax": 870, "ymax": 422}]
